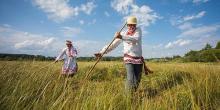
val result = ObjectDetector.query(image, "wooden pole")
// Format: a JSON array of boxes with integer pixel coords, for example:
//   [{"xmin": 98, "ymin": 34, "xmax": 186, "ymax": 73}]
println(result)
[{"xmin": 84, "ymin": 23, "xmax": 127, "ymax": 80}]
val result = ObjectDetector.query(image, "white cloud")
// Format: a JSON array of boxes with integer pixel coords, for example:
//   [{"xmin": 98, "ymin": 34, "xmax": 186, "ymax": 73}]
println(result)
[
  {"xmin": 39, "ymin": 37, "xmax": 55, "ymax": 45},
  {"xmin": 33, "ymin": 0, "xmax": 96, "ymax": 22},
  {"xmin": 0, "ymin": 26, "xmax": 113, "ymax": 57},
  {"xmin": 180, "ymin": 0, "xmax": 190, "ymax": 3},
  {"xmin": 74, "ymin": 40, "xmax": 102, "ymax": 56},
  {"xmin": 165, "ymin": 39, "xmax": 192, "ymax": 49},
  {"xmin": 0, "ymin": 26, "xmax": 11, "ymax": 32},
  {"xmin": 163, "ymin": 23, "xmax": 220, "ymax": 56},
  {"xmin": 0, "ymin": 26, "xmax": 62, "ymax": 56},
  {"xmin": 80, "ymin": 2, "xmax": 96, "ymax": 15},
  {"xmin": 178, "ymin": 22, "xmax": 193, "ymax": 30},
  {"xmin": 170, "ymin": 11, "xmax": 206, "ymax": 26},
  {"xmin": 111, "ymin": 0, "xmax": 159, "ymax": 28},
  {"xmin": 14, "ymin": 37, "xmax": 55, "ymax": 49},
  {"xmin": 192, "ymin": 0, "xmax": 209, "ymax": 4},
  {"xmin": 183, "ymin": 11, "xmax": 206, "ymax": 21},
  {"xmin": 124, "ymin": 5, "xmax": 159, "ymax": 28},
  {"xmin": 0, "ymin": 25, "xmax": 121, "ymax": 57},
  {"xmin": 88, "ymin": 19, "xmax": 96, "ymax": 25},
  {"xmin": 178, "ymin": 25, "xmax": 220, "ymax": 38},
  {"xmin": 73, "ymin": 39, "xmax": 123, "ymax": 57},
  {"xmin": 3, "ymin": 24, "xmax": 11, "ymax": 28},
  {"xmin": 33, "ymin": 0, "xmax": 76, "ymax": 22},
  {"xmin": 1, "ymin": 25, "xmax": 218, "ymax": 58},
  {"xmin": 180, "ymin": 0, "xmax": 209, "ymax": 4},
  {"xmin": 152, "ymin": 43, "xmax": 163, "ymax": 49},
  {"xmin": 166, "ymin": 10, "xmax": 219, "ymax": 56},
  {"xmin": 142, "ymin": 35, "xmax": 219, "ymax": 58},
  {"xmin": 170, "ymin": 15, "xmax": 183, "ymax": 26},
  {"xmin": 79, "ymin": 20, "xmax": 84, "ymax": 25},
  {"xmin": 40, "ymin": 20, "xmax": 44, "ymax": 24},
  {"xmin": 60, "ymin": 26, "xmax": 82, "ymax": 37},
  {"xmin": 104, "ymin": 11, "xmax": 110, "ymax": 17},
  {"xmin": 111, "ymin": 0, "xmax": 133, "ymax": 15}
]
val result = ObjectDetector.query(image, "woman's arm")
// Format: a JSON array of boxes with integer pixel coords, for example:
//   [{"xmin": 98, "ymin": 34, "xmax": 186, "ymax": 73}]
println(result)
[
  {"xmin": 72, "ymin": 47, "xmax": 78, "ymax": 57},
  {"xmin": 100, "ymin": 38, "xmax": 122, "ymax": 54},
  {"xmin": 55, "ymin": 48, "xmax": 66, "ymax": 61}
]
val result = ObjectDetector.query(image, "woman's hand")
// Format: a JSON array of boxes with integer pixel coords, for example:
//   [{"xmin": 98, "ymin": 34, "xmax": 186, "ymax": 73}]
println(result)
[
  {"xmin": 69, "ymin": 55, "xmax": 74, "ymax": 57},
  {"xmin": 114, "ymin": 32, "xmax": 122, "ymax": 39},
  {"xmin": 54, "ymin": 60, "xmax": 58, "ymax": 63},
  {"xmin": 94, "ymin": 53, "xmax": 102, "ymax": 59}
]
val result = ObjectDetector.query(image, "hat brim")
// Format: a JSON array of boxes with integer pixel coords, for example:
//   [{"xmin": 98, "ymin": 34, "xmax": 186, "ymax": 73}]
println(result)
[
  {"xmin": 66, "ymin": 43, "xmax": 72, "ymax": 45},
  {"xmin": 127, "ymin": 23, "xmax": 137, "ymax": 25}
]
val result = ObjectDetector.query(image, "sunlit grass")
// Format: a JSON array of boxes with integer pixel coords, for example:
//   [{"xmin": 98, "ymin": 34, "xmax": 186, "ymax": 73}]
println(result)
[{"xmin": 0, "ymin": 61, "xmax": 219, "ymax": 110}]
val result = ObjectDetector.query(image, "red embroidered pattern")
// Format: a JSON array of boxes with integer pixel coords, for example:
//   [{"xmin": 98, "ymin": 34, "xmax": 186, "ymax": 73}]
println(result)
[
  {"xmin": 68, "ymin": 47, "xmax": 77, "ymax": 57},
  {"xmin": 124, "ymin": 59, "xmax": 142, "ymax": 64},
  {"xmin": 62, "ymin": 65, "xmax": 78, "ymax": 74},
  {"xmin": 124, "ymin": 54, "xmax": 143, "ymax": 64}
]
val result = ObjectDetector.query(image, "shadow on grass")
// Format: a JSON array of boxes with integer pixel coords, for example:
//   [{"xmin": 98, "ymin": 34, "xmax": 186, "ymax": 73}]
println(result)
[
  {"xmin": 81, "ymin": 65, "xmax": 126, "ymax": 82},
  {"xmin": 143, "ymin": 71, "xmax": 192, "ymax": 98}
]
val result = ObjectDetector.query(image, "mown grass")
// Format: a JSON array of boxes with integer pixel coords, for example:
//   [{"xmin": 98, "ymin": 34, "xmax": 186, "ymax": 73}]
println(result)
[{"xmin": 0, "ymin": 61, "xmax": 219, "ymax": 110}]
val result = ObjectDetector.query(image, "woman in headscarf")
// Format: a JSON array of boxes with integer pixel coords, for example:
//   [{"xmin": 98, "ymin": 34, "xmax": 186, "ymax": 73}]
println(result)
[{"xmin": 55, "ymin": 40, "xmax": 78, "ymax": 76}]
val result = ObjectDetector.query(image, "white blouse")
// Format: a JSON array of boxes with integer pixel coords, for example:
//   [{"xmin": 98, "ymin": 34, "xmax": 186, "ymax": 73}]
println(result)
[
  {"xmin": 56, "ymin": 47, "xmax": 77, "ymax": 61},
  {"xmin": 100, "ymin": 27, "xmax": 143, "ymax": 64},
  {"xmin": 100, "ymin": 27, "xmax": 142, "ymax": 56}
]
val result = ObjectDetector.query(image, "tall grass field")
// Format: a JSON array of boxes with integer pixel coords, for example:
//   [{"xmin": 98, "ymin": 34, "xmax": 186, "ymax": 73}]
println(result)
[{"xmin": 0, "ymin": 61, "xmax": 219, "ymax": 110}]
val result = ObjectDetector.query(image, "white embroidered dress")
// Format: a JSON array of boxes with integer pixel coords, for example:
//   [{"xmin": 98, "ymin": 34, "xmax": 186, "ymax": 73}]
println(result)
[
  {"xmin": 56, "ymin": 46, "xmax": 78, "ymax": 74},
  {"xmin": 100, "ymin": 27, "xmax": 143, "ymax": 64}
]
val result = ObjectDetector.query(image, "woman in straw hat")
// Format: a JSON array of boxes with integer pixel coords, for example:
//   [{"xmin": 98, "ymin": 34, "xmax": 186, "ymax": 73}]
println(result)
[
  {"xmin": 55, "ymin": 40, "xmax": 78, "ymax": 76},
  {"xmin": 95, "ymin": 16, "xmax": 152, "ymax": 92}
]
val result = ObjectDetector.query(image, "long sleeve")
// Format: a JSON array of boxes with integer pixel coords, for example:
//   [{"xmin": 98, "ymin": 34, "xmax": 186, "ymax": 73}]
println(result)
[
  {"xmin": 100, "ymin": 38, "xmax": 122, "ymax": 54},
  {"xmin": 56, "ymin": 48, "xmax": 66, "ymax": 60},
  {"xmin": 71, "ymin": 47, "xmax": 78, "ymax": 57}
]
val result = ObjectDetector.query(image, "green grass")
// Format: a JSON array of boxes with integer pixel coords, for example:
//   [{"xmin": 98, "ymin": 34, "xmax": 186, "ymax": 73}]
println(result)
[{"xmin": 0, "ymin": 61, "xmax": 219, "ymax": 110}]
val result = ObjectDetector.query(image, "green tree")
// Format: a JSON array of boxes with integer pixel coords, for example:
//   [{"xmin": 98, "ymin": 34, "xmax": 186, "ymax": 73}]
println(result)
[
  {"xmin": 202, "ymin": 43, "xmax": 212, "ymax": 50},
  {"xmin": 215, "ymin": 41, "xmax": 220, "ymax": 49},
  {"xmin": 173, "ymin": 55, "xmax": 181, "ymax": 59},
  {"xmin": 184, "ymin": 50, "xmax": 200, "ymax": 62},
  {"xmin": 200, "ymin": 49, "xmax": 220, "ymax": 62}
]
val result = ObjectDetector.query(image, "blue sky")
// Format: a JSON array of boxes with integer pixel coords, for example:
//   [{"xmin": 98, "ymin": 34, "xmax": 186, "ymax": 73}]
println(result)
[{"xmin": 0, "ymin": 0, "xmax": 219, "ymax": 58}]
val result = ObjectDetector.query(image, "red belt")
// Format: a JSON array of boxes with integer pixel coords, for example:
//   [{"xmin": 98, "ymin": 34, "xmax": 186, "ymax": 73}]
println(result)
[{"xmin": 124, "ymin": 54, "xmax": 144, "ymax": 60}]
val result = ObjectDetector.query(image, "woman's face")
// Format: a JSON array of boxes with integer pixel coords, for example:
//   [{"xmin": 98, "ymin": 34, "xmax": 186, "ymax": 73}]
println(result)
[
  {"xmin": 127, "ymin": 24, "xmax": 136, "ymax": 30},
  {"xmin": 66, "ymin": 44, "xmax": 72, "ymax": 48}
]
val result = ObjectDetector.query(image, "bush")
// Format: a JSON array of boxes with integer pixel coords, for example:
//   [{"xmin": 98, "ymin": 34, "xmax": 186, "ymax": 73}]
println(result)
[
  {"xmin": 199, "ymin": 49, "xmax": 220, "ymax": 62},
  {"xmin": 215, "ymin": 41, "xmax": 220, "ymax": 49},
  {"xmin": 184, "ymin": 50, "xmax": 200, "ymax": 62}
]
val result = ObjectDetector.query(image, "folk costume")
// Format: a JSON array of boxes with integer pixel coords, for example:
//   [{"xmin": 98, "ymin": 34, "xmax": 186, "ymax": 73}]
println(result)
[{"xmin": 56, "ymin": 40, "xmax": 78, "ymax": 75}]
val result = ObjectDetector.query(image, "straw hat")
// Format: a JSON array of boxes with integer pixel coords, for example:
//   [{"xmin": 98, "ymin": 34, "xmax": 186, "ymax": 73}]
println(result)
[
  {"xmin": 127, "ymin": 16, "xmax": 137, "ymax": 24},
  {"xmin": 66, "ymin": 40, "xmax": 72, "ymax": 45}
]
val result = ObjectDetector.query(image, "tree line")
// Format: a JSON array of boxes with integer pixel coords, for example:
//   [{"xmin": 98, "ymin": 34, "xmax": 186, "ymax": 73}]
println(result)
[
  {"xmin": 0, "ymin": 54, "xmax": 55, "ymax": 61},
  {"xmin": 0, "ymin": 53, "xmax": 123, "ymax": 61},
  {"xmin": 153, "ymin": 41, "xmax": 220, "ymax": 62},
  {"xmin": 0, "ymin": 41, "xmax": 219, "ymax": 62},
  {"xmin": 183, "ymin": 41, "xmax": 220, "ymax": 62}
]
